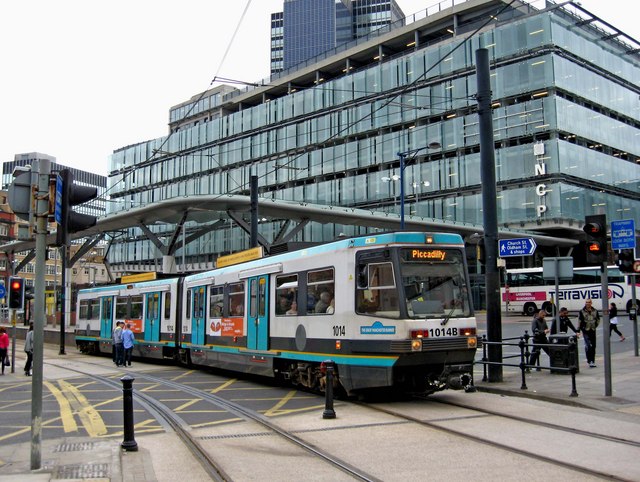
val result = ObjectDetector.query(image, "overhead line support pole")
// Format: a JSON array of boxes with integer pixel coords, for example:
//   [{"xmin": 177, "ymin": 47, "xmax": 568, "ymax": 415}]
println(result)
[{"xmin": 476, "ymin": 48, "xmax": 502, "ymax": 382}]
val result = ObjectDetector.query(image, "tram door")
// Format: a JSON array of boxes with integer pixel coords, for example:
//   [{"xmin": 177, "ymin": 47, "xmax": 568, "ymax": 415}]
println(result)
[
  {"xmin": 144, "ymin": 293, "xmax": 161, "ymax": 342},
  {"xmin": 247, "ymin": 275, "xmax": 269, "ymax": 351},
  {"xmin": 191, "ymin": 286, "xmax": 206, "ymax": 346},
  {"xmin": 100, "ymin": 297, "xmax": 113, "ymax": 339}
]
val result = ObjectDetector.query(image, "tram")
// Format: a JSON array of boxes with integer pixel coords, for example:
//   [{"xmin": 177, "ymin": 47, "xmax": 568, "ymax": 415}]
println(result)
[{"xmin": 75, "ymin": 232, "xmax": 478, "ymax": 395}]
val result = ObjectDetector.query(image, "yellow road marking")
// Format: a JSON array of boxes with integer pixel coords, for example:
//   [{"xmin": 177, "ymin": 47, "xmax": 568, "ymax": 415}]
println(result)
[
  {"xmin": 173, "ymin": 399, "xmax": 201, "ymax": 412},
  {"xmin": 141, "ymin": 383, "xmax": 161, "ymax": 392},
  {"xmin": 44, "ymin": 381, "xmax": 78, "ymax": 433},
  {"xmin": 58, "ymin": 380, "xmax": 108, "ymax": 437},
  {"xmin": 263, "ymin": 390, "xmax": 297, "ymax": 417},
  {"xmin": 210, "ymin": 379, "xmax": 237, "ymax": 393},
  {"xmin": 0, "ymin": 382, "xmax": 32, "ymax": 392},
  {"xmin": 171, "ymin": 370, "xmax": 195, "ymax": 381}
]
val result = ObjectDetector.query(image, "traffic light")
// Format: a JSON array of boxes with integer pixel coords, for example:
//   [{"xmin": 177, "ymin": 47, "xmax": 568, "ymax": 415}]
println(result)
[
  {"xmin": 616, "ymin": 248, "xmax": 636, "ymax": 273},
  {"xmin": 583, "ymin": 214, "xmax": 607, "ymax": 264},
  {"xmin": 8, "ymin": 277, "xmax": 25, "ymax": 310},
  {"xmin": 55, "ymin": 169, "xmax": 98, "ymax": 246}
]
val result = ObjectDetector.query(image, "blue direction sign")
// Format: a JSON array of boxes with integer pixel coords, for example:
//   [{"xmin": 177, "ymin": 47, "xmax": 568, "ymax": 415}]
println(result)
[
  {"xmin": 499, "ymin": 238, "xmax": 537, "ymax": 257},
  {"xmin": 54, "ymin": 174, "xmax": 63, "ymax": 225},
  {"xmin": 0, "ymin": 284, "xmax": 5, "ymax": 299},
  {"xmin": 611, "ymin": 219, "xmax": 635, "ymax": 250}
]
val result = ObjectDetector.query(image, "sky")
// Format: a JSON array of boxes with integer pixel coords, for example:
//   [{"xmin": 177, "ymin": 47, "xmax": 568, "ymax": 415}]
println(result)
[{"xmin": 1, "ymin": 0, "xmax": 638, "ymax": 177}]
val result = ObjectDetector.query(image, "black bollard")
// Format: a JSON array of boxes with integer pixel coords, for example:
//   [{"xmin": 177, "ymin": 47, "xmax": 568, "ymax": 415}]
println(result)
[
  {"xmin": 519, "ymin": 336, "xmax": 528, "ymax": 390},
  {"xmin": 121, "ymin": 375, "xmax": 138, "ymax": 451},
  {"xmin": 322, "ymin": 360, "xmax": 336, "ymax": 419},
  {"xmin": 568, "ymin": 337, "xmax": 579, "ymax": 397}
]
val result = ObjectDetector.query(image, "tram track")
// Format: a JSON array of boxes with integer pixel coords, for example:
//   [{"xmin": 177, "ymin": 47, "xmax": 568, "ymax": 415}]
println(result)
[
  {"xmin": 424, "ymin": 395, "xmax": 640, "ymax": 449},
  {"xmin": 41, "ymin": 352, "xmax": 640, "ymax": 481},
  {"xmin": 358, "ymin": 396, "xmax": 637, "ymax": 481},
  {"xmin": 46, "ymin": 358, "xmax": 380, "ymax": 482}
]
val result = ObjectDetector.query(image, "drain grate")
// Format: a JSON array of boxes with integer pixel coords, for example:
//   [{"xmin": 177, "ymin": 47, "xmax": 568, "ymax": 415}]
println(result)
[
  {"xmin": 53, "ymin": 463, "xmax": 110, "ymax": 479},
  {"xmin": 200, "ymin": 432, "xmax": 274, "ymax": 440},
  {"xmin": 54, "ymin": 442, "xmax": 97, "ymax": 453}
]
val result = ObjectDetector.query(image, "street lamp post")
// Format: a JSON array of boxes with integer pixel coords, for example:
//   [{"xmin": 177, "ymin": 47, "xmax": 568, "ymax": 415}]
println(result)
[{"xmin": 396, "ymin": 142, "xmax": 441, "ymax": 229}]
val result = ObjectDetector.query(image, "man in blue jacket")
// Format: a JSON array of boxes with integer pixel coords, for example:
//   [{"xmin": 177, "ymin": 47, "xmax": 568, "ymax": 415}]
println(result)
[{"xmin": 122, "ymin": 323, "xmax": 135, "ymax": 367}]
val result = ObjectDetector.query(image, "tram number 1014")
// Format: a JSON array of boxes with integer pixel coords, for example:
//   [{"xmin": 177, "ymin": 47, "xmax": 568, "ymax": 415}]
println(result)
[{"xmin": 333, "ymin": 325, "xmax": 346, "ymax": 337}]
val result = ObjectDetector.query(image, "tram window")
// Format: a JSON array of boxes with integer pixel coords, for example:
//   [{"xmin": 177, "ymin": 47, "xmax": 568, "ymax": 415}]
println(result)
[
  {"xmin": 89, "ymin": 299, "xmax": 100, "ymax": 320},
  {"xmin": 186, "ymin": 290, "xmax": 192, "ymax": 319},
  {"xmin": 79, "ymin": 300, "xmax": 90, "ymax": 320},
  {"xmin": 193, "ymin": 287, "xmax": 205, "ymax": 318},
  {"xmin": 276, "ymin": 274, "xmax": 298, "ymax": 316},
  {"xmin": 103, "ymin": 298, "xmax": 112, "ymax": 320},
  {"xmin": 115, "ymin": 297, "xmax": 128, "ymax": 319},
  {"xmin": 356, "ymin": 262, "xmax": 399, "ymax": 317},
  {"xmin": 250, "ymin": 279, "xmax": 257, "ymax": 318},
  {"xmin": 164, "ymin": 292, "xmax": 171, "ymax": 319},
  {"xmin": 228, "ymin": 282, "xmax": 245, "ymax": 316},
  {"xmin": 209, "ymin": 286, "xmax": 224, "ymax": 318},
  {"xmin": 147, "ymin": 294, "xmax": 159, "ymax": 319},
  {"xmin": 307, "ymin": 268, "xmax": 334, "ymax": 314},
  {"xmin": 130, "ymin": 295, "xmax": 143, "ymax": 319}
]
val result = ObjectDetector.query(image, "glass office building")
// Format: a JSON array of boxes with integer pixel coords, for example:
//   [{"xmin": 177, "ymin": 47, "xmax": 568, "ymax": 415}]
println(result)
[
  {"xmin": 271, "ymin": 0, "xmax": 405, "ymax": 75},
  {"xmin": 107, "ymin": 0, "xmax": 639, "ymax": 274}
]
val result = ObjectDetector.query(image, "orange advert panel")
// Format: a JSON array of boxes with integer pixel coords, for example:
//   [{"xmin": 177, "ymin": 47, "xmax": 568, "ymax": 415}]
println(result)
[
  {"xmin": 210, "ymin": 317, "xmax": 244, "ymax": 337},
  {"xmin": 124, "ymin": 319, "xmax": 143, "ymax": 334}
]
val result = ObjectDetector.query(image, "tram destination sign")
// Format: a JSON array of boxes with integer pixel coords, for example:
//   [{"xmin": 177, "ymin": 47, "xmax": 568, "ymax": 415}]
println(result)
[{"xmin": 499, "ymin": 237, "xmax": 537, "ymax": 257}]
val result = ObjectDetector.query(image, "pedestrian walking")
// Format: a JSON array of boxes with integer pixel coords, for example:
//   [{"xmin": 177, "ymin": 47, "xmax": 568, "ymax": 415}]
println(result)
[
  {"xmin": 0, "ymin": 327, "xmax": 9, "ymax": 375},
  {"xmin": 24, "ymin": 322, "xmax": 34, "ymax": 376},
  {"xmin": 529, "ymin": 310, "xmax": 550, "ymax": 368},
  {"xmin": 578, "ymin": 299, "xmax": 600, "ymax": 367},
  {"xmin": 113, "ymin": 321, "xmax": 124, "ymax": 367},
  {"xmin": 122, "ymin": 323, "xmax": 135, "ymax": 367},
  {"xmin": 609, "ymin": 302, "xmax": 625, "ymax": 342},
  {"xmin": 551, "ymin": 307, "xmax": 579, "ymax": 336}
]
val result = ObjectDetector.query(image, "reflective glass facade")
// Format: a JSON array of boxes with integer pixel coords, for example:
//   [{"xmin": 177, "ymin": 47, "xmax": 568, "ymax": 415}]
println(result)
[
  {"xmin": 271, "ymin": 0, "xmax": 404, "ymax": 74},
  {"xmin": 108, "ymin": 1, "xmax": 639, "ymax": 271}
]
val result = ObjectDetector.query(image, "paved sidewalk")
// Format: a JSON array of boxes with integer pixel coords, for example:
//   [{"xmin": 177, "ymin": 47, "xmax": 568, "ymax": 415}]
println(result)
[{"xmin": 473, "ymin": 346, "xmax": 640, "ymax": 415}]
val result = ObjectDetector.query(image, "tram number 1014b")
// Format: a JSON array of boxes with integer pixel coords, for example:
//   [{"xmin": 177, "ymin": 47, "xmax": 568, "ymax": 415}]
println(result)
[{"xmin": 428, "ymin": 327, "xmax": 458, "ymax": 337}]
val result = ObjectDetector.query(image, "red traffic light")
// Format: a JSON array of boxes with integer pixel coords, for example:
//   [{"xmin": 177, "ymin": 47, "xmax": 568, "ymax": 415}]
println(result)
[
  {"xmin": 11, "ymin": 280, "xmax": 21, "ymax": 290},
  {"xmin": 583, "ymin": 222, "xmax": 605, "ymax": 235},
  {"xmin": 583, "ymin": 215, "xmax": 608, "ymax": 264},
  {"xmin": 587, "ymin": 242, "xmax": 603, "ymax": 253}
]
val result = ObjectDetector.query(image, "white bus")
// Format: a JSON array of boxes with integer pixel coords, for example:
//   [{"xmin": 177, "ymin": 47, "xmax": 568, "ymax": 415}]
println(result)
[{"xmin": 502, "ymin": 266, "xmax": 636, "ymax": 316}]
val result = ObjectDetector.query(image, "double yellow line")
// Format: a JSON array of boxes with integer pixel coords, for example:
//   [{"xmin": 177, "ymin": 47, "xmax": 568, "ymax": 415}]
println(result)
[{"xmin": 44, "ymin": 380, "xmax": 107, "ymax": 437}]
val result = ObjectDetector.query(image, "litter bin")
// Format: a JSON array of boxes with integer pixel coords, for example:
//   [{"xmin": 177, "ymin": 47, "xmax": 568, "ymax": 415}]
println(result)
[{"xmin": 548, "ymin": 334, "xmax": 579, "ymax": 374}]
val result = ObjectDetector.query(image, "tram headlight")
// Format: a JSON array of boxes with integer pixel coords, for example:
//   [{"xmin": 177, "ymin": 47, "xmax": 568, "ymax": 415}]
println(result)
[
  {"xmin": 411, "ymin": 339, "xmax": 423, "ymax": 352},
  {"xmin": 467, "ymin": 337, "xmax": 478, "ymax": 349}
]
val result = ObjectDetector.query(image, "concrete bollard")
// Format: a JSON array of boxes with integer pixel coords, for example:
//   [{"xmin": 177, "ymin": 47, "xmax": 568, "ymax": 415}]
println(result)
[
  {"xmin": 120, "ymin": 375, "xmax": 138, "ymax": 451},
  {"xmin": 322, "ymin": 360, "xmax": 336, "ymax": 419}
]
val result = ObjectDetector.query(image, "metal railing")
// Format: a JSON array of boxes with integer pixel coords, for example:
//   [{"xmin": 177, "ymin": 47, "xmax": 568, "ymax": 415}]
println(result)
[{"xmin": 477, "ymin": 331, "xmax": 579, "ymax": 397}]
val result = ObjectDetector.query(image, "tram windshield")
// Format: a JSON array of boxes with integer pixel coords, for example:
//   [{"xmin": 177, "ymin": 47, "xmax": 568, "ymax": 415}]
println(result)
[{"xmin": 399, "ymin": 248, "xmax": 472, "ymax": 319}]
